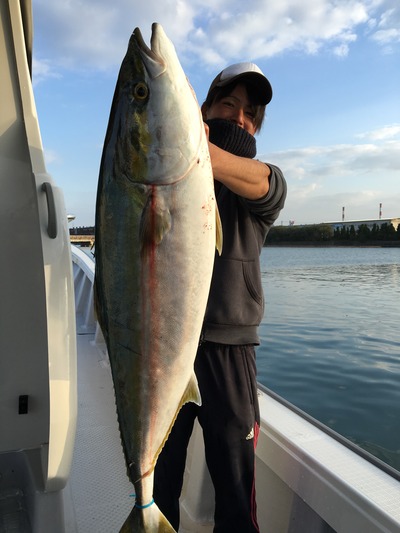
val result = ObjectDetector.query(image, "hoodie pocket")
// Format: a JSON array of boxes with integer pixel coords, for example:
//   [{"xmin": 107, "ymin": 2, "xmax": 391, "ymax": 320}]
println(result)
[
  {"xmin": 206, "ymin": 257, "xmax": 264, "ymax": 326},
  {"xmin": 242, "ymin": 260, "xmax": 263, "ymax": 306}
]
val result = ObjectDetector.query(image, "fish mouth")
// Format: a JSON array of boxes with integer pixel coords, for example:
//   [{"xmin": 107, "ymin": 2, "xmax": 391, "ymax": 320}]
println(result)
[{"xmin": 133, "ymin": 23, "xmax": 166, "ymax": 78}]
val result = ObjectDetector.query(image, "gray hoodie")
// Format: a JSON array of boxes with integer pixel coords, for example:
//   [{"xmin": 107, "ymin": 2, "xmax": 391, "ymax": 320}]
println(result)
[{"xmin": 201, "ymin": 164, "xmax": 287, "ymax": 345}]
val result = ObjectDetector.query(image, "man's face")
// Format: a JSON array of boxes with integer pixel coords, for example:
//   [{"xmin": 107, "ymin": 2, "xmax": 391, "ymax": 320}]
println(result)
[{"xmin": 203, "ymin": 83, "xmax": 257, "ymax": 136}]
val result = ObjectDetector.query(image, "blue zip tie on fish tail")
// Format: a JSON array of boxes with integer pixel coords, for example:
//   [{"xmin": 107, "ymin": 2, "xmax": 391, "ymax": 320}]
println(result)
[
  {"xmin": 135, "ymin": 498, "xmax": 155, "ymax": 509},
  {"xmin": 128, "ymin": 492, "xmax": 155, "ymax": 508}
]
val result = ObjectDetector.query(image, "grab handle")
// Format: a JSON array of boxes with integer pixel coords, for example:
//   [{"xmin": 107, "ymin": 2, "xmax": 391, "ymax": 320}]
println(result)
[{"xmin": 41, "ymin": 182, "xmax": 58, "ymax": 239}]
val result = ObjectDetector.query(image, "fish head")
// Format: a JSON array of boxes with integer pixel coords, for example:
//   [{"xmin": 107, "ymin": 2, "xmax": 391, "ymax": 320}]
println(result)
[{"xmin": 107, "ymin": 22, "xmax": 204, "ymax": 187}]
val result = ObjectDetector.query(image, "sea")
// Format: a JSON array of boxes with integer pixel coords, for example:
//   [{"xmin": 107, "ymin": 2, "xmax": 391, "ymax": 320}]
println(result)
[{"xmin": 257, "ymin": 245, "xmax": 400, "ymax": 473}]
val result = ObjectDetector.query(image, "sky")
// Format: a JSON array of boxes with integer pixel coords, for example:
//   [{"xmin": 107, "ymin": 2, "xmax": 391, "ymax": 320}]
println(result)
[{"xmin": 31, "ymin": 0, "xmax": 400, "ymax": 227}]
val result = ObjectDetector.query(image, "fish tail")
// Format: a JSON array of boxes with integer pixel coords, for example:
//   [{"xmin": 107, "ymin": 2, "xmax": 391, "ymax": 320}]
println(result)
[{"xmin": 119, "ymin": 500, "xmax": 176, "ymax": 532}]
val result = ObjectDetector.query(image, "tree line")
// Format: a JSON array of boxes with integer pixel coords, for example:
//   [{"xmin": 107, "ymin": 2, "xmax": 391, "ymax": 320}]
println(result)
[
  {"xmin": 70, "ymin": 223, "xmax": 400, "ymax": 246},
  {"xmin": 70, "ymin": 226, "xmax": 95, "ymax": 235},
  {"xmin": 266, "ymin": 223, "xmax": 400, "ymax": 245}
]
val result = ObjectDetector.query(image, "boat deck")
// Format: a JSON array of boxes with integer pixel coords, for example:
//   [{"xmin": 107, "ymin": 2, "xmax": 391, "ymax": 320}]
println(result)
[
  {"xmin": 62, "ymin": 333, "xmax": 132, "ymax": 532},
  {"xmin": 62, "ymin": 331, "xmax": 212, "ymax": 532}
]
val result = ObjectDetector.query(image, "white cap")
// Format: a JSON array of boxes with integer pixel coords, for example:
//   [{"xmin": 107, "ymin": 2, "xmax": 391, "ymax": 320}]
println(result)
[{"xmin": 207, "ymin": 62, "xmax": 273, "ymax": 105}]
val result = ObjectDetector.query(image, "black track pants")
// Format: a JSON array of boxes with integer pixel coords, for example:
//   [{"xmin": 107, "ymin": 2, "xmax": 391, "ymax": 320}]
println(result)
[{"xmin": 154, "ymin": 342, "xmax": 261, "ymax": 533}]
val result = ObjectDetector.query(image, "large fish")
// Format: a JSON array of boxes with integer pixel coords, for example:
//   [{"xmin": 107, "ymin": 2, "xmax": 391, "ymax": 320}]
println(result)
[{"xmin": 94, "ymin": 22, "xmax": 222, "ymax": 532}]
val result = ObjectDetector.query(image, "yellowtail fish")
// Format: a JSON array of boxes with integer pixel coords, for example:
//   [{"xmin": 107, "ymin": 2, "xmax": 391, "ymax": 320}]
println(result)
[{"xmin": 94, "ymin": 22, "xmax": 222, "ymax": 532}]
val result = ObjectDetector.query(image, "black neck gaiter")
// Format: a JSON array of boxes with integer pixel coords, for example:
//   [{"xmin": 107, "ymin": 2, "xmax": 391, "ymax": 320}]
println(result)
[{"xmin": 205, "ymin": 118, "xmax": 257, "ymax": 159}]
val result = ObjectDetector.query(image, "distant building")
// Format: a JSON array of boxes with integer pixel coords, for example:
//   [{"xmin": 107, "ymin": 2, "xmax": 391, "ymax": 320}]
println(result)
[{"xmin": 328, "ymin": 218, "xmax": 400, "ymax": 231}]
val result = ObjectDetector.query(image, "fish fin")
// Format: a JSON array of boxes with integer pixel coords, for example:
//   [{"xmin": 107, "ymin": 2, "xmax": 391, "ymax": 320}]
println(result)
[
  {"xmin": 139, "ymin": 193, "xmax": 172, "ymax": 256},
  {"xmin": 215, "ymin": 203, "xmax": 223, "ymax": 256},
  {"xmin": 151, "ymin": 374, "xmax": 202, "ymax": 477},
  {"xmin": 119, "ymin": 502, "xmax": 176, "ymax": 532},
  {"xmin": 181, "ymin": 373, "xmax": 202, "ymax": 407},
  {"xmin": 154, "ymin": 374, "xmax": 202, "ymax": 467}
]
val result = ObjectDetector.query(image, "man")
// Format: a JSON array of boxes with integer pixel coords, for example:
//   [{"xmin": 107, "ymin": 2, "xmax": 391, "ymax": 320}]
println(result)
[{"xmin": 154, "ymin": 62, "xmax": 287, "ymax": 532}]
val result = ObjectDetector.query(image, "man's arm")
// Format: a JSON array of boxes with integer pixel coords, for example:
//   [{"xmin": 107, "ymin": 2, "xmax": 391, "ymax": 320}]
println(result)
[{"xmin": 208, "ymin": 142, "xmax": 270, "ymax": 200}]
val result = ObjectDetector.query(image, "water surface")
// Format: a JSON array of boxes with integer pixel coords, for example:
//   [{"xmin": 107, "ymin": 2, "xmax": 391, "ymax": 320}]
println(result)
[{"xmin": 258, "ymin": 246, "xmax": 400, "ymax": 471}]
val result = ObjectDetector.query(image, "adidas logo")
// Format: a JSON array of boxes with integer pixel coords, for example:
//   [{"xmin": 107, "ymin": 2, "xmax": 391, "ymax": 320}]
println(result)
[{"xmin": 246, "ymin": 427, "xmax": 254, "ymax": 440}]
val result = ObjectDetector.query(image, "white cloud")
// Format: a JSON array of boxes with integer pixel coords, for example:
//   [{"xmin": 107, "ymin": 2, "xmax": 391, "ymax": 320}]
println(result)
[
  {"xmin": 32, "ymin": 57, "xmax": 61, "ymax": 85},
  {"xmin": 356, "ymin": 124, "xmax": 400, "ymax": 140},
  {"xmin": 368, "ymin": 2, "xmax": 400, "ymax": 47},
  {"xmin": 32, "ymin": 0, "xmax": 197, "ymax": 72},
  {"xmin": 263, "ymin": 131, "xmax": 400, "ymax": 223},
  {"xmin": 333, "ymin": 44, "xmax": 350, "ymax": 57},
  {"xmin": 267, "ymin": 136, "xmax": 400, "ymax": 180},
  {"xmin": 277, "ymin": 187, "xmax": 400, "ymax": 225},
  {"xmin": 31, "ymin": 0, "xmax": 400, "ymax": 80},
  {"xmin": 373, "ymin": 28, "xmax": 400, "ymax": 43}
]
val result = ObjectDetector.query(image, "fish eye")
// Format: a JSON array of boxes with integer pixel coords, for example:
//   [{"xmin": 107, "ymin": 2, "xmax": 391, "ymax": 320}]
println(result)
[{"xmin": 134, "ymin": 82, "xmax": 149, "ymax": 101}]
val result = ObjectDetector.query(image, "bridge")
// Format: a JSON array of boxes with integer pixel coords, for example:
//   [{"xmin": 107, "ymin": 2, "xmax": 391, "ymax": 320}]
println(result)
[{"xmin": 70, "ymin": 235, "xmax": 95, "ymax": 247}]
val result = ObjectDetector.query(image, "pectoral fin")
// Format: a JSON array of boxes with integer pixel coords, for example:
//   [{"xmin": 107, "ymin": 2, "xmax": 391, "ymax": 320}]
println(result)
[{"xmin": 140, "ymin": 192, "xmax": 172, "ymax": 257}]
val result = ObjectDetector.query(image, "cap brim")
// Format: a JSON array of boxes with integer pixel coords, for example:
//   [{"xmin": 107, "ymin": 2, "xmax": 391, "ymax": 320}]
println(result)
[{"xmin": 216, "ymin": 72, "xmax": 272, "ymax": 105}]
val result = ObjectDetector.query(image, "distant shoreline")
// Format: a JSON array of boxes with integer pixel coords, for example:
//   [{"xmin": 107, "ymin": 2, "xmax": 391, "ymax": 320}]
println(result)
[{"xmin": 264, "ymin": 241, "xmax": 400, "ymax": 248}]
